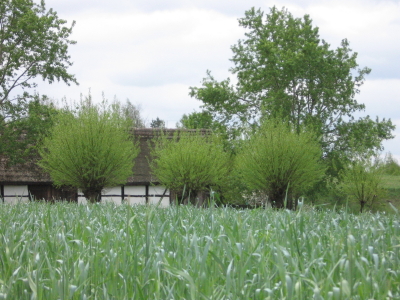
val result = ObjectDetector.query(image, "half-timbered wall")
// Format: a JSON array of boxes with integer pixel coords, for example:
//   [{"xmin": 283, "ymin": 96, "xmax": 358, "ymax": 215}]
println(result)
[
  {"xmin": 1, "ymin": 129, "xmax": 206, "ymax": 206},
  {"xmin": 2, "ymin": 185, "xmax": 29, "ymax": 203},
  {"xmin": 1, "ymin": 184, "xmax": 170, "ymax": 206}
]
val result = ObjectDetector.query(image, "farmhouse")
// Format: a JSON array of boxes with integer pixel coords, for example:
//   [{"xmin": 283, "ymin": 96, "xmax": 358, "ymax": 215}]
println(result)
[{"xmin": 0, "ymin": 128, "xmax": 181, "ymax": 206}]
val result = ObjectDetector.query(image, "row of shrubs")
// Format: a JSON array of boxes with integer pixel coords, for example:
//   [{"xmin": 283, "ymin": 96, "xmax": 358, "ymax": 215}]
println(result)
[
  {"xmin": 150, "ymin": 120, "xmax": 398, "ymax": 212},
  {"xmin": 38, "ymin": 100, "xmax": 399, "ymax": 211}
]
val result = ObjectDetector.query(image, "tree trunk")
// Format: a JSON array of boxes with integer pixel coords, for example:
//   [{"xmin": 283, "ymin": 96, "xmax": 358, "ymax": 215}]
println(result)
[
  {"xmin": 83, "ymin": 188, "xmax": 102, "ymax": 203},
  {"xmin": 269, "ymin": 188, "xmax": 286, "ymax": 209},
  {"xmin": 191, "ymin": 190, "xmax": 209, "ymax": 207},
  {"xmin": 171, "ymin": 189, "xmax": 210, "ymax": 207},
  {"xmin": 360, "ymin": 200, "xmax": 365, "ymax": 213}
]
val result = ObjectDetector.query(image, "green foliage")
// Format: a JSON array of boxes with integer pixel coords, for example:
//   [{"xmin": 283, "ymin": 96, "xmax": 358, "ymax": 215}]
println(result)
[
  {"xmin": 236, "ymin": 120, "xmax": 325, "ymax": 208},
  {"xmin": 38, "ymin": 96, "xmax": 139, "ymax": 203},
  {"xmin": 111, "ymin": 98, "xmax": 145, "ymax": 128},
  {"xmin": 0, "ymin": 95, "xmax": 59, "ymax": 164},
  {"xmin": 150, "ymin": 131, "xmax": 230, "ymax": 205},
  {"xmin": 177, "ymin": 111, "xmax": 223, "ymax": 131},
  {"xmin": 1, "ymin": 203, "xmax": 400, "ymax": 299},
  {"xmin": 0, "ymin": 0, "xmax": 77, "ymax": 162},
  {"xmin": 190, "ymin": 6, "xmax": 394, "ymax": 171},
  {"xmin": 150, "ymin": 117, "xmax": 165, "ymax": 128},
  {"xmin": 177, "ymin": 110, "xmax": 240, "ymax": 156},
  {"xmin": 339, "ymin": 159, "xmax": 386, "ymax": 213},
  {"xmin": 380, "ymin": 153, "xmax": 400, "ymax": 176},
  {"xmin": 381, "ymin": 175, "xmax": 400, "ymax": 190}
]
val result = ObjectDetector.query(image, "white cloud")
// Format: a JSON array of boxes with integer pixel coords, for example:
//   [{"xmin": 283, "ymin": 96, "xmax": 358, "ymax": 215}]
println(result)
[
  {"xmin": 65, "ymin": 8, "xmax": 242, "ymax": 88},
  {"xmin": 304, "ymin": 0, "xmax": 400, "ymax": 79},
  {"xmin": 359, "ymin": 79, "xmax": 400, "ymax": 120}
]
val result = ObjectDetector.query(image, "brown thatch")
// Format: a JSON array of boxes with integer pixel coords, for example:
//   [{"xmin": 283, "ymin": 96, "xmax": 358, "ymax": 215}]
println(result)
[
  {"xmin": 128, "ymin": 128, "xmax": 163, "ymax": 184},
  {"xmin": 0, "ymin": 156, "xmax": 51, "ymax": 184},
  {"xmin": 129, "ymin": 128, "xmax": 210, "ymax": 184},
  {"xmin": 0, "ymin": 128, "xmax": 210, "ymax": 186}
]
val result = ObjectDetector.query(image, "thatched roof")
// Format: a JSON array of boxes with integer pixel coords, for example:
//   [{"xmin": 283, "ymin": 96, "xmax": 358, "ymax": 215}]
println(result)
[
  {"xmin": 129, "ymin": 128, "xmax": 163, "ymax": 184},
  {"xmin": 0, "ymin": 128, "xmax": 210, "ymax": 185},
  {"xmin": 0, "ymin": 156, "xmax": 51, "ymax": 184},
  {"xmin": 129, "ymin": 128, "xmax": 210, "ymax": 184}
]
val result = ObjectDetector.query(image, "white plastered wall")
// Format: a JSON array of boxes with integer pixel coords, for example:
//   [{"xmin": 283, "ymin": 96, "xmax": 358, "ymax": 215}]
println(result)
[
  {"xmin": 3, "ymin": 185, "xmax": 29, "ymax": 204},
  {"xmin": 102, "ymin": 186, "xmax": 123, "ymax": 205},
  {"xmin": 77, "ymin": 185, "xmax": 170, "ymax": 206},
  {"xmin": 1, "ymin": 184, "xmax": 173, "ymax": 206},
  {"xmin": 77, "ymin": 190, "xmax": 87, "ymax": 204},
  {"xmin": 148, "ymin": 185, "xmax": 170, "ymax": 207},
  {"xmin": 124, "ymin": 186, "xmax": 146, "ymax": 205}
]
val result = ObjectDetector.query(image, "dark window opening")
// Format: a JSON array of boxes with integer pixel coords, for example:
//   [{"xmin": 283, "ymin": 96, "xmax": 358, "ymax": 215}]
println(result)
[{"xmin": 28, "ymin": 185, "xmax": 77, "ymax": 202}]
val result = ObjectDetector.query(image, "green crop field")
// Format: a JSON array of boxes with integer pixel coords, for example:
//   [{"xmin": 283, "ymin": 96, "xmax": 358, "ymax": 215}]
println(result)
[{"xmin": 0, "ymin": 203, "xmax": 399, "ymax": 299}]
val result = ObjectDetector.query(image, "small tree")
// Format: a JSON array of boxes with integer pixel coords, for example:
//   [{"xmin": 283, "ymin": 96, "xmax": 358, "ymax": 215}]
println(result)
[
  {"xmin": 236, "ymin": 120, "xmax": 325, "ymax": 209},
  {"xmin": 150, "ymin": 131, "xmax": 230, "ymax": 206},
  {"xmin": 38, "ymin": 97, "xmax": 139, "ymax": 203},
  {"xmin": 150, "ymin": 117, "xmax": 165, "ymax": 128},
  {"xmin": 339, "ymin": 160, "xmax": 385, "ymax": 213}
]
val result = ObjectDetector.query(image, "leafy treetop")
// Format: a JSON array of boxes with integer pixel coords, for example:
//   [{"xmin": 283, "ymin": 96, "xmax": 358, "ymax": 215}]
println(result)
[
  {"xmin": 190, "ymin": 6, "xmax": 394, "ymax": 169},
  {"xmin": 0, "ymin": 0, "xmax": 77, "ymax": 164},
  {"xmin": 0, "ymin": 0, "xmax": 77, "ymax": 106}
]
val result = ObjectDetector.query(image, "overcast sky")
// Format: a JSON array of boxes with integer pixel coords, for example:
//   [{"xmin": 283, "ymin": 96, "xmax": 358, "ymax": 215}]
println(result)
[{"xmin": 37, "ymin": 0, "xmax": 400, "ymax": 159}]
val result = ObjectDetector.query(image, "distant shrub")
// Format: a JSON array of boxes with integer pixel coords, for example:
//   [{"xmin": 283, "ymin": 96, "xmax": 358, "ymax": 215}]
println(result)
[
  {"xmin": 339, "ymin": 159, "xmax": 386, "ymax": 213},
  {"xmin": 380, "ymin": 153, "xmax": 400, "ymax": 175}
]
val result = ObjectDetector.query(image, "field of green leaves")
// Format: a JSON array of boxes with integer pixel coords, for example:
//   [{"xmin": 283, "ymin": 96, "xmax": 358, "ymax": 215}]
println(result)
[{"xmin": 0, "ymin": 203, "xmax": 399, "ymax": 299}]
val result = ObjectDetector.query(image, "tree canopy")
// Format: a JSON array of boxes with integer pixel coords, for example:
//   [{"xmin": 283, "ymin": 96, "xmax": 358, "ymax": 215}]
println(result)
[
  {"xmin": 38, "ymin": 96, "xmax": 139, "ymax": 203},
  {"xmin": 190, "ymin": 7, "xmax": 394, "ymax": 168},
  {"xmin": 150, "ymin": 131, "xmax": 230, "ymax": 206},
  {"xmin": 339, "ymin": 159, "xmax": 385, "ymax": 213},
  {"xmin": 0, "ymin": 0, "xmax": 77, "ymax": 162},
  {"xmin": 236, "ymin": 119, "xmax": 325, "ymax": 208},
  {"xmin": 177, "ymin": 111, "xmax": 216, "ymax": 130},
  {"xmin": 150, "ymin": 117, "xmax": 166, "ymax": 128},
  {"xmin": 0, "ymin": 95, "xmax": 59, "ymax": 164},
  {"xmin": 111, "ymin": 98, "xmax": 145, "ymax": 128}
]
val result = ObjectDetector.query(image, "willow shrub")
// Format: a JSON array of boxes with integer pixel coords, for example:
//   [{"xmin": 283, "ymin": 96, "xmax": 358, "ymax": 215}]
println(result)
[
  {"xmin": 39, "ymin": 98, "xmax": 139, "ymax": 203},
  {"xmin": 236, "ymin": 120, "xmax": 325, "ymax": 209},
  {"xmin": 339, "ymin": 159, "xmax": 386, "ymax": 213},
  {"xmin": 150, "ymin": 130, "xmax": 230, "ymax": 205}
]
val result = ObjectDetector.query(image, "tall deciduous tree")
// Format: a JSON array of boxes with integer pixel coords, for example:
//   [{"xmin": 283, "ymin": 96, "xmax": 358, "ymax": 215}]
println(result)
[
  {"xmin": 0, "ymin": 0, "xmax": 77, "ymax": 162},
  {"xmin": 190, "ymin": 7, "xmax": 394, "ymax": 170},
  {"xmin": 38, "ymin": 97, "xmax": 139, "ymax": 203}
]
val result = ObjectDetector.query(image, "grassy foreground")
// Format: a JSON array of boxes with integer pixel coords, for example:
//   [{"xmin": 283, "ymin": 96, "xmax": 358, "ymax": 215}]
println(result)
[{"xmin": 0, "ymin": 203, "xmax": 399, "ymax": 299}]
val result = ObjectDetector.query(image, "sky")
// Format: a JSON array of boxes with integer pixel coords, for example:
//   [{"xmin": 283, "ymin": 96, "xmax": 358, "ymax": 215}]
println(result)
[{"xmin": 37, "ymin": 0, "xmax": 400, "ymax": 159}]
